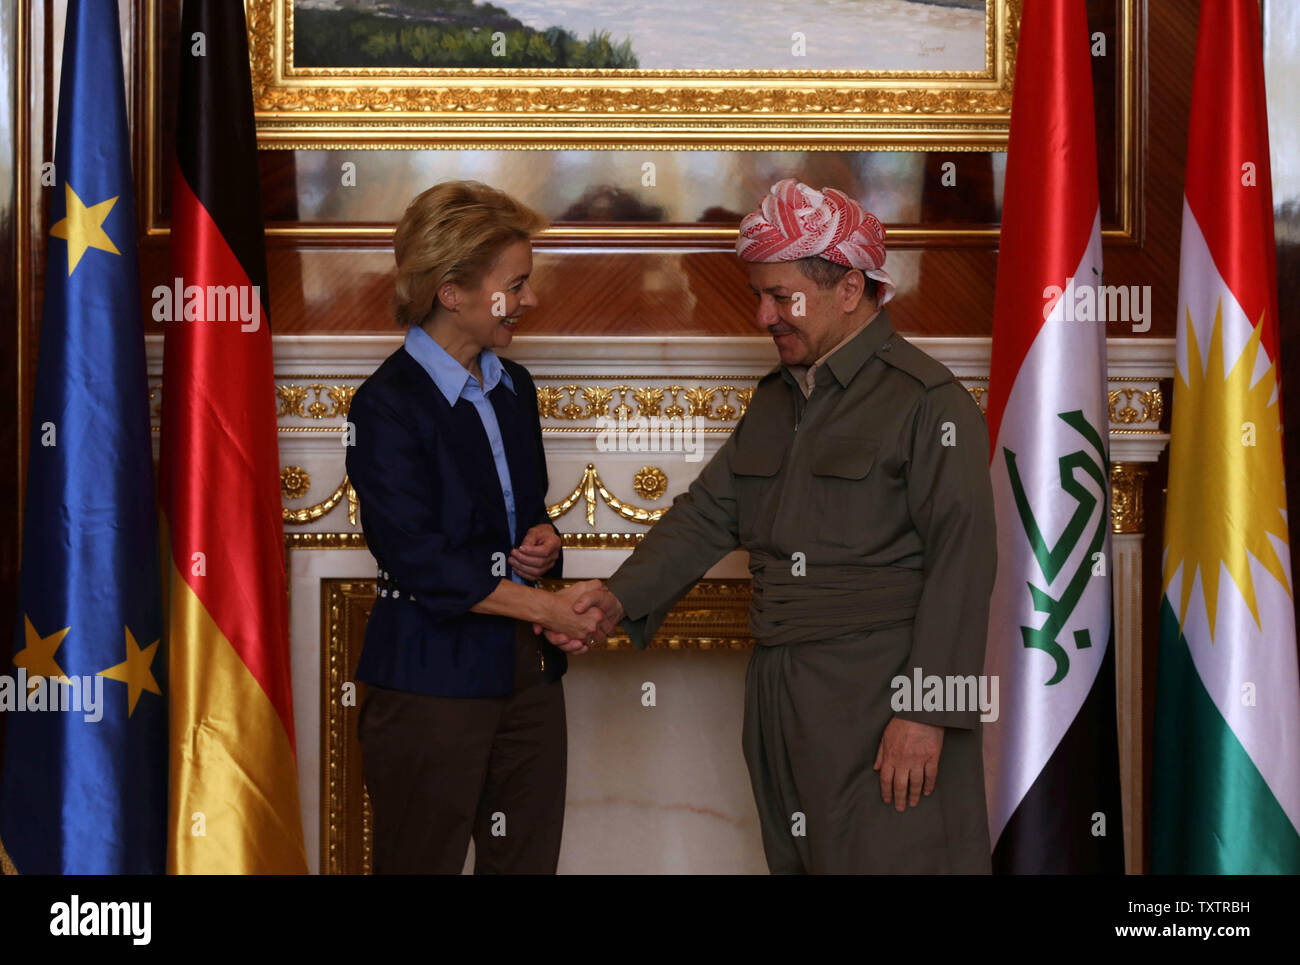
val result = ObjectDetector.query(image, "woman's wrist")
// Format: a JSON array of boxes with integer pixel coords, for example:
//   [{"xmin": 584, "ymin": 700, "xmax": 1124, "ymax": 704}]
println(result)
[
  {"xmin": 504, "ymin": 581, "xmax": 556, "ymax": 627},
  {"xmin": 470, "ymin": 579, "xmax": 551, "ymax": 626},
  {"xmin": 536, "ymin": 590, "xmax": 564, "ymax": 630}
]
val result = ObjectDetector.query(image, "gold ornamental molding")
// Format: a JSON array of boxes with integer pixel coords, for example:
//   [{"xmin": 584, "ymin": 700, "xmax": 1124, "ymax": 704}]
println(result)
[
  {"xmin": 277, "ymin": 383, "xmax": 356, "ymax": 420},
  {"xmin": 548, "ymin": 464, "xmax": 666, "ymax": 527},
  {"xmin": 537, "ymin": 374, "xmax": 783, "ymax": 381},
  {"xmin": 321, "ymin": 580, "xmax": 375, "ymax": 875},
  {"xmin": 536, "ymin": 382, "xmax": 755, "ymax": 425},
  {"xmin": 283, "ymin": 475, "xmax": 359, "ymax": 526},
  {"xmin": 146, "ymin": 377, "xmax": 1160, "ymax": 449},
  {"xmin": 559, "ymin": 532, "xmax": 645, "ymax": 549},
  {"xmin": 282, "ymin": 530, "xmax": 648, "ymax": 551},
  {"xmin": 277, "ymin": 461, "xmax": 664, "ymax": 536},
  {"xmin": 1108, "ymin": 386, "xmax": 1164, "ymax": 426},
  {"xmin": 1110, "ymin": 462, "xmax": 1149, "ymax": 535},
  {"xmin": 285, "ymin": 531, "xmax": 368, "ymax": 551},
  {"xmin": 148, "ymin": 379, "xmax": 358, "ymax": 428},
  {"xmin": 542, "ymin": 425, "xmax": 737, "ymax": 434},
  {"xmin": 534, "ymin": 379, "xmax": 993, "ymax": 426}
]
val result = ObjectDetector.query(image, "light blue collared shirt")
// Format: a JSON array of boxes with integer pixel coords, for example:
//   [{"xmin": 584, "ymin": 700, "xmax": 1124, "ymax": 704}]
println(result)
[{"xmin": 404, "ymin": 325, "xmax": 524, "ymax": 584}]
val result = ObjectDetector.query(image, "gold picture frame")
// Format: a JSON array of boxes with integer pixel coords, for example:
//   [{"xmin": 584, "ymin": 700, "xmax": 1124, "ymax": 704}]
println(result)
[{"xmin": 246, "ymin": 0, "xmax": 1024, "ymax": 151}]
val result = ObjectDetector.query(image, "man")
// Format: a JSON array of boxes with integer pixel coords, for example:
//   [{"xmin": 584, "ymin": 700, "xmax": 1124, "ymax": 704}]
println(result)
[{"xmin": 560, "ymin": 179, "xmax": 997, "ymax": 873}]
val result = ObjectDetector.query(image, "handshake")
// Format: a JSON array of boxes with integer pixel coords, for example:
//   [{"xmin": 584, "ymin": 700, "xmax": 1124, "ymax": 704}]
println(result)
[{"xmin": 531, "ymin": 580, "xmax": 626, "ymax": 656}]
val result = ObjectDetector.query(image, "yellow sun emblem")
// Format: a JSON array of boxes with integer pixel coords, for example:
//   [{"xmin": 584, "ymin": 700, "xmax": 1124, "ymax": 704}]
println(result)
[{"xmin": 1162, "ymin": 300, "xmax": 1292, "ymax": 639}]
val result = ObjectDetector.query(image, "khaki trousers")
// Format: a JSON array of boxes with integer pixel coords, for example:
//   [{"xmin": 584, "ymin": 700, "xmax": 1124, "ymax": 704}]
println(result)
[{"xmin": 743, "ymin": 626, "xmax": 991, "ymax": 874}]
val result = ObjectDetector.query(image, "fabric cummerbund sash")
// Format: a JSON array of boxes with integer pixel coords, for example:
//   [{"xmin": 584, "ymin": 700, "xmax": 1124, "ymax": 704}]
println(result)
[{"xmin": 747, "ymin": 552, "xmax": 924, "ymax": 647}]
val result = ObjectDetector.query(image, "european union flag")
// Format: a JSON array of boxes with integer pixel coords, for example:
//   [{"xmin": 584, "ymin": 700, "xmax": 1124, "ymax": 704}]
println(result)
[{"xmin": 0, "ymin": 0, "xmax": 165, "ymax": 873}]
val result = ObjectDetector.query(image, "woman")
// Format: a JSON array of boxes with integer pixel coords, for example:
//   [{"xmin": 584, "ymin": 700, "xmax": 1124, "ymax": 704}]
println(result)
[{"xmin": 346, "ymin": 180, "xmax": 605, "ymax": 874}]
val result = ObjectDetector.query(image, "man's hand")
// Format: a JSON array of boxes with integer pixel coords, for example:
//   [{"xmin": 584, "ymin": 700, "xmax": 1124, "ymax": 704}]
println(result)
[
  {"xmin": 532, "ymin": 580, "xmax": 608, "ymax": 655},
  {"xmin": 873, "ymin": 717, "xmax": 944, "ymax": 812},
  {"xmin": 509, "ymin": 524, "xmax": 561, "ymax": 581},
  {"xmin": 574, "ymin": 580, "xmax": 624, "ymax": 636}
]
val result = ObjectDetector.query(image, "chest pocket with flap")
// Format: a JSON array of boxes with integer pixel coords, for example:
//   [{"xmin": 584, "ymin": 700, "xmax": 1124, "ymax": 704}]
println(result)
[
  {"xmin": 810, "ymin": 441, "xmax": 877, "ymax": 480},
  {"xmin": 806, "ymin": 439, "xmax": 881, "ymax": 548}
]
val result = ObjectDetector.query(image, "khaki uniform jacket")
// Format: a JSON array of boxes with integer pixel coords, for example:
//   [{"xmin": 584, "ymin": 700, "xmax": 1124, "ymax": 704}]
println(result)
[{"xmin": 606, "ymin": 309, "xmax": 997, "ymax": 731}]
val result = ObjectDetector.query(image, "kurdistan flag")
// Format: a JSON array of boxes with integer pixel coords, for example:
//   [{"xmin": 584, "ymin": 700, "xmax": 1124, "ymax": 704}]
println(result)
[
  {"xmin": 982, "ymin": 0, "xmax": 1124, "ymax": 874},
  {"xmin": 1152, "ymin": 0, "xmax": 1300, "ymax": 874}
]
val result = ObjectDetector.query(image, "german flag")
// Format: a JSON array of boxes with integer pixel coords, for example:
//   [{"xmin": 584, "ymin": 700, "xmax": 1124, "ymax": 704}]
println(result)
[{"xmin": 159, "ymin": 1, "xmax": 306, "ymax": 873}]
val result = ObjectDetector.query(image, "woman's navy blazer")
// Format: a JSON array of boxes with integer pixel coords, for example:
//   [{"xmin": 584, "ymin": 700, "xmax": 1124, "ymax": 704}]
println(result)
[{"xmin": 345, "ymin": 346, "xmax": 566, "ymax": 697}]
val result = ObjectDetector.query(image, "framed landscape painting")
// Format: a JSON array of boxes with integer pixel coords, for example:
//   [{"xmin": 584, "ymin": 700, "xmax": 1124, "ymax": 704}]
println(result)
[
  {"xmin": 245, "ymin": 0, "xmax": 1018, "ymax": 150},
  {"xmin": 291, "ymin": 0, "xmax": 989, "ymax": 71}
]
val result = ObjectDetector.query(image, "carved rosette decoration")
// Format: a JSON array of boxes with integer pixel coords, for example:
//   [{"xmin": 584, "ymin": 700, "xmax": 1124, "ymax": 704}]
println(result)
[
  {"xmin": 1109, "ymin": 463, "xmax": 1148, "ymax": 535},
  {"xmin": 633, "ymin": 466, "xmax": 669, "ymax": 501},
  {"xmin": 280, "ymin": 465, "xmax": 311, "ymax": 500}
]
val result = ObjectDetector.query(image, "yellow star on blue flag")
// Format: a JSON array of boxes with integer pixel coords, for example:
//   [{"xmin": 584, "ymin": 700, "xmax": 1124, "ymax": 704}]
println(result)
[
  {"xmin": 49, "ymin": 184, "xmax": 120, "ymax": 275},
  {"xmin": 98, "ymin": 627, "xmax": 162, "ymax": 717}
]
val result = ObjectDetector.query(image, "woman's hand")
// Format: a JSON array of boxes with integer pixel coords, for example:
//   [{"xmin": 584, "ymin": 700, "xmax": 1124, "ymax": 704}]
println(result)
[
  {"xmin": 536, "ymin": 582, "xmax": 607, "ymax": 654},
  {"xmin": 509, "ymin": 523, "xmax": 562, "ymax": 580}
]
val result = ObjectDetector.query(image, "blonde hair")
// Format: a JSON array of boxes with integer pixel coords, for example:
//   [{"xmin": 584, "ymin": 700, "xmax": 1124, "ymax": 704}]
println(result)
[{"xmin": 392, "ymin": 180, "xmax": 548, "ymax": 328}]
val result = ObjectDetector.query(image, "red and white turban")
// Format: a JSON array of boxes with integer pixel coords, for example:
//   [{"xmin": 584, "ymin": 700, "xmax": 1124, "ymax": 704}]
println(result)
[{"xmin": 736, "ymin": 178, "xmax": 896, "ymax": 305}]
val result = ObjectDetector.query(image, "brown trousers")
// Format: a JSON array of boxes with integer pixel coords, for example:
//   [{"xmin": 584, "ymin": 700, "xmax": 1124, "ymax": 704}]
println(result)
[{"xmin": 358, "ymin": 622, "xmax": 567, "ymax": 874}]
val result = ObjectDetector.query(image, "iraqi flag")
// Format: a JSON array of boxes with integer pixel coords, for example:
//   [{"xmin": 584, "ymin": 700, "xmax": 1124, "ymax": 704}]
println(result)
[
  {"xmin": 159, "ymin": 1, "xmax": 306, "ymax": 873},
  {"xmin": 1152, "ymin": 0, "xmax": 1300, "ymax": 874},
  {"xmin": 982, "ymin": 0, "xmax": 1125, "ymax": 874}
]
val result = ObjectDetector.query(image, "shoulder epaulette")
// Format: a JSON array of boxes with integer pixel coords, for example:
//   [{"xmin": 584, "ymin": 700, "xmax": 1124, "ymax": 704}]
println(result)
[{"xmin": 877, "ymin": 336, "xmax": 955, "ymax": 390}]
